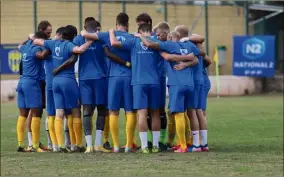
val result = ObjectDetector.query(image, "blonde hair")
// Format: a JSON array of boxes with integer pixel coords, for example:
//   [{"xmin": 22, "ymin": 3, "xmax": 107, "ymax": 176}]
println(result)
[
  {"xmin": 156, "ymin": 21, "xmax": 170, "ymax": 33},
  {"xmin": 168, "ymin": 31, "xmax": 180, "ymax": 39}
]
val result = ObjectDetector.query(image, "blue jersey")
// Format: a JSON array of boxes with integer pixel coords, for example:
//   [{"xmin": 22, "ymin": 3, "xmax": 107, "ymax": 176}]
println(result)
[
  {"xmin": 73, "ymin": 35, "xmax": 107, "ymax": 80},
  {"xmin": 44, "ymin": 40, "xmax": 76, "ymax": 79},
  {"xmin": 203, "ymin": 65, "xmax": 210, "ymax": 87},
  {"xmin": 19, "ymin": 44, "xmax": 43, "ymax": 80},
  {"xmin": 44, "ymin": 53, "xmax": 53, "ymax": 90},
  {"xmin": 98, "ymin": 31, "xmax": 132, "ymax": 77},
  {"xmin": 159, "ymin": 41, "xmax": 198, "ymax": 86},
  {"xmin": 121, "ymin": 36, "xmax": 160, "ymax": 85},
  {"xmin": 182, "ymin": 41, "xmax": 204, "ymax": 85},
  {"xmin": 150, "ymin": 35, "xmax": 166, "ymax": 78}
]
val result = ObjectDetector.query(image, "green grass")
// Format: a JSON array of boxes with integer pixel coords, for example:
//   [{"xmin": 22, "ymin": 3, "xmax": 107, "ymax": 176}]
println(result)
[{"xmin": 1, "ymin": 95, "xmax": 283, "ymax": 176}]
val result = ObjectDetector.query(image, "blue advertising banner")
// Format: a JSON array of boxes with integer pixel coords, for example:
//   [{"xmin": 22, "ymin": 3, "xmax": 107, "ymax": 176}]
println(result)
[
  {"xmin": 233, "ymin": 36, "xmax": 275, "ymax": 77},
  {"xmin": 0, "ymin": 44, "xmax": 21, "ymax": 74}
]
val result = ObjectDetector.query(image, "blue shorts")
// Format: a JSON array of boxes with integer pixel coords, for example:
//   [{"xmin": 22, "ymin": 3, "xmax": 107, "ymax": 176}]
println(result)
[
  {"xmin": 160, "ymin": 78, "xmax": 166, "ymax": 108},
  {"xmin": 53, "ymin": 77, "xmax": 80, "ymax": 109},
  {"xmin": 133, "ymin": 84, "xmax": 161, "ymax": 110},
  {"xmin": 201, "ymin": 82, "xmax": 211, "ymax": 111},
  {"xmin": 17, "ymin": 78, "xmax": 42, "ymax": 108},
  {"xmin": 108, "ymin": 77, "xmax": 133, "ymax": 111},
  {"xmin": 168, "ymin": 85, "xmax": 193, "ymax": 113},
  {"xmin": 46, "ymin": 89, "xmax": 72, "ymax": 116},
  {"xmin": 189, "ymin": 84, "xmax": 204, "ymax": 109},
  {"xmin": 79, "ymin": 78, "xmax": 107, "ymax": 106}
]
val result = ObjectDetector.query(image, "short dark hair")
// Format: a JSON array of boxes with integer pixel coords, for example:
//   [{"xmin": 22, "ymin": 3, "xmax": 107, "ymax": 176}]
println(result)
[
  {"xmin": 136, "ymin": 13, "xmax": 152, "ymax": 25},
  {"xmin": 66, "ymin": 25, "xmax": 78, "ymax": 37},
  {"xmin": 56, "ymin": 27, "xmax": 65, "ymax": 35},
  {"xmin": 96, "ymin": 21, "xmax": 101, "ymax": 27},
  {"xmin": 34, "ymin": 31, "xmax": 48, "ymax": 40},
  {"xmin": 61, "ymin": 27, "xmax": 74, "ymax": 41},
  {"xmin": 116, "ymin": 13, "xmax": 129, "ymax": 27},
  {"xmin": 37, "ymin": 21, "xmax": 51, "ymax": 31},
  {"xmin": 84, "ymin": 17, "xmax": 97, "ymax": 31},
  {"xmin": 138, "ymin": 24, "xmax": 152, "ymax": 33}
]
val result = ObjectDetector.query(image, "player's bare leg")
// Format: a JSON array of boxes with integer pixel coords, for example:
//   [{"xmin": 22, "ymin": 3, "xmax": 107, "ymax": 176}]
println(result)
[
  {"xmin": 150, "ymin": 109, "xmax": 161, "ymax": 153},
  {"xmin": 83, "ymin": 105, "xmax": 94, "ymax": 153},
  {"xmin": 187, "ymin": 109, "xmax": 201, "ymax": 152},
  {"xmin": 198, "ymin": 109, "xmax": 208, "ymax": 151},
  {"xmin": 138, "ymin": 109, "xmax": 150, "ymax": 153}
]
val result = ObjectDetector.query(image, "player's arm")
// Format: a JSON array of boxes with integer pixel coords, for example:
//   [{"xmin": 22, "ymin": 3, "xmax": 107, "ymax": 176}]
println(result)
[
  {"xmin": 72, "ymin": 40, "xmax": 93, "ymax": 54},
  {"xmin": 173, "ymin": 57, "xmax": 199, "ymax": 70},
  {"xmin": 81, "ymin": 30, "xmax": 99, "ymax": 40},
  {"xmin": 140, "ymin": 36, "xmax": 160, "ymax": 50},
  {"xmin": 33, "ymin": 38, "xmax": 45, "ymax": 46},
  {"xmin": 104, "ymin": 47, "xmax": 131, "ymax": 68},
  {"xmin": 203, "ymin": 55, "xmax": 212, "ymax": 68},
  {"xmin": 189, "ymin": 34, "xmax": 205, "ymax": 43},
  {"xmin": 160, "ymin": 52, "xmax": 195, "ymax": 62},
  {"xmin": 109, "ymin": 29, "xmax": 122, "ymax": 48},
  {"xmin": 35, "ymin": 49, "xmax": 51, "ymax": 59},
  {"xmin": 53, "ymin": 54, "xmax": 78, "ymax": 76}
]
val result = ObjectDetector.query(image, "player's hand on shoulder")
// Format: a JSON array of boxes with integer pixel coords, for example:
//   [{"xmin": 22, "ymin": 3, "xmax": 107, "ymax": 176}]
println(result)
[
  {"xmin": 29, "ymin": 33, "xmax": 35, "ymax": 40},
  {"xmin": 109, "ymin": 29, "xmax": 115, "ymax": 33},
  {"xmin": 80, "ymin": 30, "xmax": 87, "ymax": 37},
  {"xmin": 134, "ymin": 32, "xmax": 141, "ymax": 38}
]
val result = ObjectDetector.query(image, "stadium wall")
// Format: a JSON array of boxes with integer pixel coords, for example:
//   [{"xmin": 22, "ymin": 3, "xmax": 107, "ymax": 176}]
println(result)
[
  {"xmin": 1, "ymin": 76, "xmax": 256, "ymax": 102},
  {"xmin": 1, "ymin": 1, "xmax": 245, "ymax": 75}
]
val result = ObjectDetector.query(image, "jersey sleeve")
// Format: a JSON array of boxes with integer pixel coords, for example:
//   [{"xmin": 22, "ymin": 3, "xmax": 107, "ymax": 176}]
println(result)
[
  {"xmin": 44, "ymin": 40, "xmax": 55, "ymax": 50},
  {"xmin": 97, "ymin": 32, "xmax": 109, "ymax": 44},
  {"xmin": 73, "ymin": 35, "xmax": 81, "ymax": 46},
  {"xmin": 190, "ymin": 42, "xmax": 201, "ymax": 55},
  {"xmin": 67, "ymin": 42, "xmax": 76, "ymax": 53},
  {"xmin": 159, "ymin": 41, "xmax": 172, "ymax": 53},
  {"xmin": 121, "ymin": 37, "xmax": 135, "ymax": 50}
]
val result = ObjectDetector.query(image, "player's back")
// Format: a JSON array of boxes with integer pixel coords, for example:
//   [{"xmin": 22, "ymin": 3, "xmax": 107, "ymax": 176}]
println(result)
[
  {"xmin": 73, "ymin": 35, "xmax": 107, "ymax": 80},
  {"xmin": 20, "ymin": 44, "xmax": 42, "ymax": 80},
  {"xmin": 160, "ymin": 41, "xmax": 194, "ymax": 86},
  {"xmin": 46, "ymin": 40, "xmax": 76, "ymax": 79},
  {"xmin": 179, "ymin": 41, "xmax": 203, "ymax": 85},
  {"xmin": 131, "ymin": 37, "xmax": 160, "ymax": 85},
  {"xmin": 104, "ymin": 31, "xmax": 132, "ymax": 77}
]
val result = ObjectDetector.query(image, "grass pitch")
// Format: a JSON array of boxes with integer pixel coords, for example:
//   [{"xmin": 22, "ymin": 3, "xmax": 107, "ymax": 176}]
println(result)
[{"xmin": 1, "ymin": 95, "xmax": 283, "ymax": 176}]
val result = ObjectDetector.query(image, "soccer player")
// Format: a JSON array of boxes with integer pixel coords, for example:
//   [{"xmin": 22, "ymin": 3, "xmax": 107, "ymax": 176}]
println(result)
[
  {"xmin": 140, "ymin": 31, "xmax": 200, "ymax": 152},
  {"xmin": 73, "ymin": 17, "xmax": 109, "ymax": 153},
  {"xmin": 20, "ymin": 21, "xmax": 53, "ymax": 151},
  {"xmin": 82, "ymin": 13, "xmax": 136, "ymax": 153},
  {"xmin": 16, "ymin": 31, "xmax": 50, "ymax": 152},
  {"xmin": 152, "ymin": 22, "xmax": 171, "ymax": 150},
  {"xmin": 109, "ymin": 24, "xmax": 161, "ymax": 153},
  {"xmin": 175, "ymin": 26, "xmax": 207, "ymax": 152},
  {"xmin": 33, "ymin": 27, "xmax": 92, "ymax": 152},
  {"xmin": 96, "ymin": 21, "xmax": 101, "ymax": 32}
]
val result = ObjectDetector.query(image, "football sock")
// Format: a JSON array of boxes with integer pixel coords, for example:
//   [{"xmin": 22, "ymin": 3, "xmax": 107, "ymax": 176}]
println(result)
[
  {"xmin": 31, "ymin": 117, "xmax": 41, "ymax": 149},
  {"xmin": 45, "ymin": 117, "xmax": 52, "ymax": 147},
  {"xmin": 67, "ymin": 115, "xmax": 76, "ymax": 146},
  {"xmin": 152, "ymin": 131, "xmax": 160, "ymax": 148},
  {"xmin": 103, "ymin": 115, "xmax": 110, "ymax": 143},
  {"xmin": 159, "ymin": 113, "xmax": 167, "ymax": 144},
  {"xmin": 95, "ymin": 130, "xmax": 102, "ymax": 147},
  {"xmin": 126, "ymin": 112, "xmax": 136, "ymax": 148},
  {"xmin": 185, "ymin": 113, "xmax": 192, "ymax": 145},
  {"xmin": 139, "ymin": 132, "xmax": 148, "ymax": 149},
  {"xmin": 192, "ymin": 130, "xmax": 200, "ymax": 147},
  {"xmin": 17, "ymin": 116, "xmax": 26, "ymax": 147},
  {"xmin": 90, "ymin": 115, "xmax": 93, "ymax": 136},
  {"xmin": 28, "ymin": 131, "xmax": 32, "ymax": 147},
  {"xmin": 167, "ymin": 112, "xmax": 175, "ymax": 145},
  {"xmin": 175, "ymin": 113, "xmax": 186, "ymax": 149},
  {"xmin": 73, "ymin": 117, "xmax": 83, "ymax": 146},
  {"xmin": 55, "ymin": 117, "xmax": 64, "ymax": 147},
  {"xmin": 200, "ymin": 130, "xmax": 208, "ymax": 146},
  {"xmin": 64, "ymin": 117, "xmax": 70, "ymax": 147},
  {"xmin": 48, "ymin": 116, "xmax": 57, "ymax": 147},
  {"xmin": 110, "ymin": 114, "xmax": 119, "ymax": 148}
]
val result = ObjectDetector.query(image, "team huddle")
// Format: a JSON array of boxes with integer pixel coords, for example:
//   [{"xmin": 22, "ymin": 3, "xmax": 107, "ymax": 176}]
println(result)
[{"xmin": 16, "ymin": 12, "xmax": 211, "ymax": 154}]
